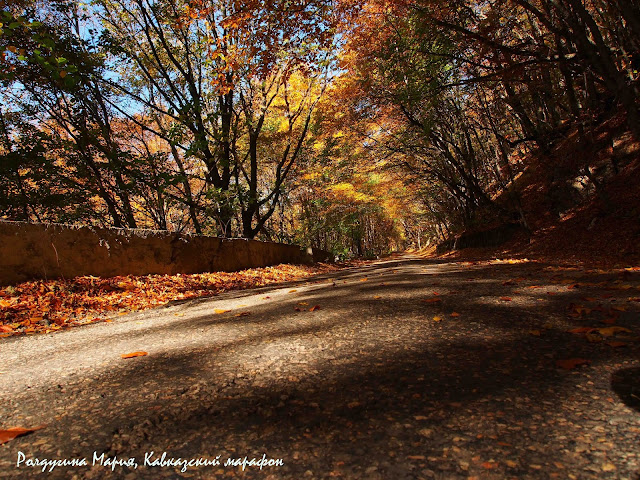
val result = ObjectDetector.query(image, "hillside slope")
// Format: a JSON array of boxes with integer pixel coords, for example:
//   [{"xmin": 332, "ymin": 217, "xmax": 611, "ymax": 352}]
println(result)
[{"xmin": 438, "ymin": 115, "xmax": 640, "ymax": 267}]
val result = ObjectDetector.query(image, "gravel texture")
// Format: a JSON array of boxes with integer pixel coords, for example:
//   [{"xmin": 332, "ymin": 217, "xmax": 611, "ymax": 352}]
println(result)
[{"xmin": 1, "ymin": 255, "xmax": 639, "ymax": 479}]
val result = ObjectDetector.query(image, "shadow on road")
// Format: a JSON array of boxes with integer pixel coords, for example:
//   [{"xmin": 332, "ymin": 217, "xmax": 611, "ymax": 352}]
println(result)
[{"xmin": 1, "ymin": 256, "xmax": 639, "ymax": 479}]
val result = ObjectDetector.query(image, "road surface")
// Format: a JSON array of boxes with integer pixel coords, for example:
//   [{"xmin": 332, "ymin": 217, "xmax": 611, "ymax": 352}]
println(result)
[{"xmin": 1, "ymin": 255, "xmax": 639, "ymax": 479}]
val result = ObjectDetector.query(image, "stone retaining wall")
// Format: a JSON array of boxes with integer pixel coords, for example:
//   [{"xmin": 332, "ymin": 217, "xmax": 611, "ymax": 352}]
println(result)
[{"xmin": 0, "ymin": 221, "xmax": 328, "ymax": 286}]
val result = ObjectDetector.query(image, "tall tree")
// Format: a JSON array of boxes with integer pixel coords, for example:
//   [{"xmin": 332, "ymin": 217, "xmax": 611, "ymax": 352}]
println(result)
[{"xmin": 96, "ymin": 0, "xmax": 340, "ymax": 237}]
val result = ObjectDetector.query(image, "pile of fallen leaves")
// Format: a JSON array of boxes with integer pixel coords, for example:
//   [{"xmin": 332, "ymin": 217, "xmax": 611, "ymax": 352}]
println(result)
[{"xmin": 0, "ymin": 263, "xmax": 343, "ymax": 337}]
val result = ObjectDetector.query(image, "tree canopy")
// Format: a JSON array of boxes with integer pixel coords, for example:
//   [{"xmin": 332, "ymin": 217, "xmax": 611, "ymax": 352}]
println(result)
[{"xmin": 1, "ymin": 0, "xmax": 638, "ymax": 256}]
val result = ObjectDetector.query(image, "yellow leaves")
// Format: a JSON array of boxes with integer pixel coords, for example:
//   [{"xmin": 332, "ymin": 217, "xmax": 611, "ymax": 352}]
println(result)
[
  {"xmin": 214, "ymin": 309, "xmax": 231, "ymax": 314},
  {"xmin": 0, "ymin": 426, "xmax": 45, "ymax": 445},
  {"xmin": 328, "ymin": 182, "xmax": 375, "ymax": 204},
  {"xmin": 234, "ymin": 312, "xmax": 250, "ymax": 317},
  {"xmin": 601, "ymin": 463, "xmax": 617, "ymax": 472},
  {"xmin": 117, "ymin": 281, "xmax": 136, "ymax": 291},
  {"xmin": 277, "ymin": 118, "xmax": 290, "ymax": 133},
  {"xmin": 432, "ymin": 316, "xmax": 442, "ymax": 322},
  {"xmin": 312, "ymin": 141, "xmax": 325, "ymax": 152},
  {"xmin": 120, "ymin": 351, "xmax": 148, "ymax": 359}
]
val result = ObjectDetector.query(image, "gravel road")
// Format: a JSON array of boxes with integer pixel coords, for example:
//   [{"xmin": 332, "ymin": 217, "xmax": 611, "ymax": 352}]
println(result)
[{"xmin": 1, "ymin": 256, "xmax": 639, "ymax": 479}]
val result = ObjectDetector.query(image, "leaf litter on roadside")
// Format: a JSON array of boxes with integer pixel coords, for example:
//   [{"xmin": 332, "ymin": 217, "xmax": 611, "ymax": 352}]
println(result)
[{"xmin": 0, "ymin": 263, "xmax": 342, "ymax": 337}]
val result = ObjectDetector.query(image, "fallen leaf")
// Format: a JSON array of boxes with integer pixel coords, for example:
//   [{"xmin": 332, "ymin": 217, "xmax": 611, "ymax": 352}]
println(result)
[
  {"xmin": 234, "ymin": 312, "xmax": 250, "ymax": 317},
  {"xmin": 568, "ymin": 304, "xmax": 592, "ymax": 316},
  {"xmin": 289, "ymin": 289, "xmax": 298, "ymax": 293},
  {"xmin": 481, "ymin": 461, "xmax": 498, "ymax": 469},
  {"xmin": 597, "ymin": 326, "xmax": 632, "ymax": 336},
  {"xmin": 214, "ymin": 309, "xmax": 230, "ymax": 314},
  {"xmin": 309, "ymin": 305, "xmax": 321, "ymax": 311},
  {"xmin": 568, "ymin": 327, "xmax": 597, "ymax": 334},
  {"xmin": 556, "ymin": 358, "xmax": 590, "ymax": 370},
  {"xmin": 529, "ymin": 330, "xmax": 541, "ymax": 336},
  {"xmin": 450, "ymin": 312, "xmax": 460, "ymax": 317},
  {"xmin": 0, "ymin": 426, "xmax": 45, "ymax": 445},
  {"xmin": 407, "ymin": 455, "xmax": 426, "ymax": 460},
  {"xmin": 433, "ymin": 316, "xmax": 442, "ymax": 322},
  {"xmin": 500, "ymin": 297, "xmax": 512, "ymax": 302},
  {"xmin": 585, "ymin": 333, "xmax": 602, "ymax": 343},
  {"xmin": 121, "ymin": 351, "xmax": 148, "ymax": 359},
  {"xmin": 421, "ymin": 298, "xmax": 442, "ymax": 304},
  {"xmin": 0, "ymin": 325, "xmax": 14, "ymax": 333},
  {"xmin": 374, "ymin": 296, "xmax": 382, "ymax": 300}
]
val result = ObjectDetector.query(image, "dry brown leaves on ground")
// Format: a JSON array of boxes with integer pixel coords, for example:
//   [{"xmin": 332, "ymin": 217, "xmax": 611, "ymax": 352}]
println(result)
[{"xmin": 0, "ymin": 263, "xmax": 343, "ymax": 337}]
